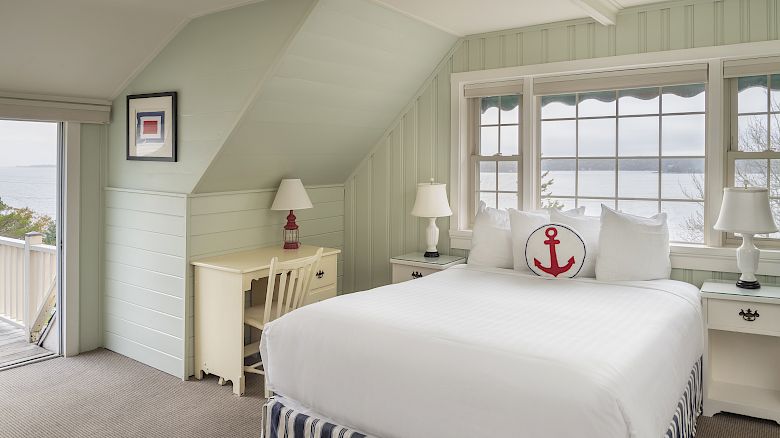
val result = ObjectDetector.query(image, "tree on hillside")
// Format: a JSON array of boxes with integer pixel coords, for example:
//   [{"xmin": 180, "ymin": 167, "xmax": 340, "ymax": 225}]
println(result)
[{"xmin": 0, "ymin": 197, "xmax": 56, "ymax": 245}]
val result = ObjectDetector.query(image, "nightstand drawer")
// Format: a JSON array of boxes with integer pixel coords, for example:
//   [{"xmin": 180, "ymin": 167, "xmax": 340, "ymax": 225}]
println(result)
[
  {"xmin": 391, "ymin": 264, "xmax": 438, "ymax": 284},
  {"xmin": 708, "ymin": 298, "xmax": 780, "ymax": 335},
  {"xmin": 309, "ymin": 254, "xmax": 337, "ymax": 290}
]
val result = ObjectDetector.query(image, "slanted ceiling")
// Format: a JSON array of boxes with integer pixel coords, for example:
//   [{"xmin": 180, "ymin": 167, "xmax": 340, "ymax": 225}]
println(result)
[{"xmin": 192, "ymin": 0, "xmax": 456, "ymax": 192}]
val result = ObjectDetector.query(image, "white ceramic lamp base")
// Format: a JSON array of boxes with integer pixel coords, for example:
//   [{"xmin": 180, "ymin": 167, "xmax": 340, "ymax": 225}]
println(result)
[
  {"xmin": 424, "ymin": 217, "xmax": 440, "ymax": 258},
  {"xmin": 736, "ymin": 233, "xmax": 761, "ymax": 289}
]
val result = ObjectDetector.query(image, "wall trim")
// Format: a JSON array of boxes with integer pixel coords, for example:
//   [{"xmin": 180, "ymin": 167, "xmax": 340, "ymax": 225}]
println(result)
[{"xmin": 188, "ymin": 184, "xmax": 344, "ymax": 198}]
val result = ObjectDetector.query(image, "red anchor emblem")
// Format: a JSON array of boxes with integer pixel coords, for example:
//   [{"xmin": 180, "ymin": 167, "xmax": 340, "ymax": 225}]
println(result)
[{"xmin": 534, "ymin": 227, "xmax": 576, "ymax": 277}]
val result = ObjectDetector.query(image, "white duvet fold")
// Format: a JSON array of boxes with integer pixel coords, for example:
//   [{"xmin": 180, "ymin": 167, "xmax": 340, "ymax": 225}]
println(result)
[{"xmin": 261, "ymin": 265, "xmax": 703, "ymax": 438}]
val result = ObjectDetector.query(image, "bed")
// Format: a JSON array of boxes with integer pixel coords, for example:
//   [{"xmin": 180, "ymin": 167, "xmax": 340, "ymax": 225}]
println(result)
[{"xmin": 260, "ymin": 264, "xmax": 704, "ymax": 438}]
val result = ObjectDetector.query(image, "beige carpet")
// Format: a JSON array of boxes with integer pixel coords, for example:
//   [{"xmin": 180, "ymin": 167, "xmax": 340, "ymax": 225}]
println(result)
[{"xmin": 0, "ymin": 348, "xmax": 778, "ymax": 438}]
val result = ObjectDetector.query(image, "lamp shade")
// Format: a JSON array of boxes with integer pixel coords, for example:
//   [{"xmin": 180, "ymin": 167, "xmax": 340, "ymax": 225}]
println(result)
[
  {"xmin": 271, "ymin": 179, "xmax": 313, "ymax": 211},
  {"xmin": 714, "ymin": 187, "xmax": 778, "ymax": 234},
  {"xmin": 411, "ymin": 182, "xmax": 452, "ymax": 218}
]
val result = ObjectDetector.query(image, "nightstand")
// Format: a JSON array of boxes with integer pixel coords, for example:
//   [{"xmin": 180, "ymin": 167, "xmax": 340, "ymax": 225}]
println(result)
[
  {"xmin": 701, "ymin": 281, "xmax": 780, "ymax": 424},
  {"xmin": 390, "ymin": 252, "xmax": 465, "ymax": 284}
]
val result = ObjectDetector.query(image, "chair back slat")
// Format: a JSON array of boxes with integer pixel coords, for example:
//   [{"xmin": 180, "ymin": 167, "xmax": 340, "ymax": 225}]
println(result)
[{"xmin": 262, "ymin": 247, "xmax": 324, "ymax": 326}]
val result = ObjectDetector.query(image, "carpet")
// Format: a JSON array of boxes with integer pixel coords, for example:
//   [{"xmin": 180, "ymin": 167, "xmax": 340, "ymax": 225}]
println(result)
[{"xmin": 0, "ymin": 348, "xmax": 777, "ymax": 437}]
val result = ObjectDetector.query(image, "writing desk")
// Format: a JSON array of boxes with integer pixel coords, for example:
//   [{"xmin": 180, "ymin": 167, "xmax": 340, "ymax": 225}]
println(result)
[{"xmin": 192, "ymin": 244, "xmax": 340, "ymax": 395}]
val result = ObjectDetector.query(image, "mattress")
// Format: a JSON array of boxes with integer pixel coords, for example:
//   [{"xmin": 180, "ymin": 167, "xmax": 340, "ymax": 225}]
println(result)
[{"xmin": 260, "ymin": 265, "xmax": 704, "ymax": 438}]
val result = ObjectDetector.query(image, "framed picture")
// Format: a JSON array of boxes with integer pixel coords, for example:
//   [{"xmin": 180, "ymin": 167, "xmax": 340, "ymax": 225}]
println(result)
[{"xmin": 127, "ymin": 92, "xmax": 177, "ymax": 161}]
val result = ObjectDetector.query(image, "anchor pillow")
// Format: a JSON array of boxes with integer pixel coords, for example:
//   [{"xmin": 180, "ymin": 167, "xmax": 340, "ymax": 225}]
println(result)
[{"xmin": 525, "ymin": 223, "xmax": 586, "ymax": 278}]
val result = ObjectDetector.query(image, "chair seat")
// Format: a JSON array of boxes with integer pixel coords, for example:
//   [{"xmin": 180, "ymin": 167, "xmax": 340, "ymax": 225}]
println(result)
[{"xmin": 244, "ymin": 300, "xmax": 278, "ymax": 329}]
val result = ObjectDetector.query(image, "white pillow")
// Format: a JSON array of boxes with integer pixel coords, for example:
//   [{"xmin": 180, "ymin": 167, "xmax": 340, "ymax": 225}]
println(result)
[
  {"xmin": 509, "ymin": 207, "xmax": 585, "ymax": 273},
  {"xmin": 468, "ymin": 202, "xmax": 512, "ymax": 269},
  {"xmin": 525, "ymin": 224, "xmax": 586, "ymax": 278},
  {"xmin": 549, "ymin": 209, "xmax": 601, "ymax": 277},
  {"xmin": 596, "ymin": 205, "xmax": 671, "ymax": 281}
]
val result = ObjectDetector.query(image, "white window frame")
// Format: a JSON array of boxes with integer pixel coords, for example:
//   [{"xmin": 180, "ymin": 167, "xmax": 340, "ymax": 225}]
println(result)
[{"xmin": 450, "ymin": 40, "xmax": 780, "ymax": 275}]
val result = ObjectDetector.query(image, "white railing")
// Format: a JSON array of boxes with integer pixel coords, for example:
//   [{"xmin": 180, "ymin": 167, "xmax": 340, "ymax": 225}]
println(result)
[{"xmin": 0, "ymin": 232, "xmax": 56, "ymax": 340}]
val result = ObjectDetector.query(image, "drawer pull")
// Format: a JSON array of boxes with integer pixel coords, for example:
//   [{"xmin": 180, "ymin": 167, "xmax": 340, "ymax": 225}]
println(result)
[
  {"xmin": 411, "ymin": 271, "xmax": 423, "ymax": 279},
  {"xmin": 315, "ymin": 270, "xmax": 325, "ymax": 279},
  {"xmin": 739, "ymin": 309, "xmax": 760, "ymax": 322}
]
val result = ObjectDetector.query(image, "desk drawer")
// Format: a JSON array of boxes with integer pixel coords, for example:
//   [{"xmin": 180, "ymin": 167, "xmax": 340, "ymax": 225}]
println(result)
[
  {"xmin": 310, "ymin": 254, "xmax": 337, "ymax": 290},
  {"xmin": 708, "ymin": 298, "xmax": 780, "ymax": 335},
  {"xmin": 305, "ymin": 284, "xmax": 337, "ymax": 305}
]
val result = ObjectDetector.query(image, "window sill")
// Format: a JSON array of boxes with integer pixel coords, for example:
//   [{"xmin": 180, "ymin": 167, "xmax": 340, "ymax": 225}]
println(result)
[{"xmin": 450, "ymin": 229, "xmax": 780, "ymax": 276}]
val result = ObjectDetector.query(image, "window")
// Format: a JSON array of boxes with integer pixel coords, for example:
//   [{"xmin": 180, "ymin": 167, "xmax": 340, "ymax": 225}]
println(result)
[
  {"xmin": 538, "ymin": 84, "xmax": 706, "ymax": 243},
  {"xmin": 474, "ymin": 94, "xmax": 521, "ymax": 211},
  {"xmin": 728, "ymin": 74, "xmax": 780, "ymax": 238}
]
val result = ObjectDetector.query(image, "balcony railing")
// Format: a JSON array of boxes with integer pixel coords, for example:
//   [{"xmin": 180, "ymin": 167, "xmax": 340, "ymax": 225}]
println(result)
[{"xmin": 0, "ymin": 232, "xmax": 57, "ymax": 341}]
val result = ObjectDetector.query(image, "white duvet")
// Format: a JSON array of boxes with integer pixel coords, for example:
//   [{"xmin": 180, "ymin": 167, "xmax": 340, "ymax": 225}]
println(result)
[{"xmin": 260, "ymin": 265, "xmax": 703, "ymax": 438}]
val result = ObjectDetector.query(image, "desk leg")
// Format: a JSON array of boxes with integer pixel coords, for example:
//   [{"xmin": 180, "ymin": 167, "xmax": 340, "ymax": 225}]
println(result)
[{"xmin": 194, "ymin": 268, "xmax": 245, "ymax": 395}]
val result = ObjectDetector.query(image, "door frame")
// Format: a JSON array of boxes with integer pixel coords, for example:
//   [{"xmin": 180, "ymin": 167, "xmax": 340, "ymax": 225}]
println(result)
[{"xmin": 59, "ymin": 122, "xmax": 80, "ymax": 357}]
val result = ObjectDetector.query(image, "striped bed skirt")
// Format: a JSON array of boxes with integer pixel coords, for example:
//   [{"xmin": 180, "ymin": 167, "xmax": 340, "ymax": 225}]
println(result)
[{"xmin": 262, "ymin": 357, "xmax": 702, "ymax": 438}]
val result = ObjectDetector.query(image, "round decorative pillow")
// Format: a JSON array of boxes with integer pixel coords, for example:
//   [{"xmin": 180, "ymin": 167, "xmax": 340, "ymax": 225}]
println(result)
[{"xmin": 525, "ymin": 223, "xmax": 586, "ymax": 278}]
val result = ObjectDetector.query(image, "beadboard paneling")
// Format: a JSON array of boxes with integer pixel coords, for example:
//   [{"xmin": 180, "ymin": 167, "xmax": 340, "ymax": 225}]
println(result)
[
  {"xmin": 186, "ymin": 185, "xmax": 345, "ymax": 376},
  {"xmin": 103, "ymin": 188, "xmax": 188, "ymax": 379},
  {"xmin": 344, "ymin": 0, "xmax": 780, "ymax": 293}
]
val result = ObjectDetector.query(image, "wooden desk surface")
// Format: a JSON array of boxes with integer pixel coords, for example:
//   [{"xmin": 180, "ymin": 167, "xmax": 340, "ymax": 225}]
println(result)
[{"xmin": 191, "ymin": 244, "xmax": 340, "ymax": 274}]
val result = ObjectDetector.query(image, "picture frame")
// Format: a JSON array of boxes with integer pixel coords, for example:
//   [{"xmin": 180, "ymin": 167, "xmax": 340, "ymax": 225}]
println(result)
[{"xmin": 126, "ymin": 91, "xmax": 177, "ymax": 162}]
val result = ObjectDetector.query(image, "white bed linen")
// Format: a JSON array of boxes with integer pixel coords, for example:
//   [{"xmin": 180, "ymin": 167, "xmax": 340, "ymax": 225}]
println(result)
[{"xmin": 260, "ymin": 265, "xmax": 703, "ymax": 438}]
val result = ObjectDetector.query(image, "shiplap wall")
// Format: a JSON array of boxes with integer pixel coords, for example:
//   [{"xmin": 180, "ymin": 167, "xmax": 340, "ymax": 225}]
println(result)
[
  {"xmin": 186, "ymin": 185, "xmax": 345, "ymax": 376},
  {"xmin": 344, "ymin": 0, "xmax": 780, "ymax": 293},
  {"xmin": 103, "ymin": 188, "xmax": 188, "ymax": 378}
]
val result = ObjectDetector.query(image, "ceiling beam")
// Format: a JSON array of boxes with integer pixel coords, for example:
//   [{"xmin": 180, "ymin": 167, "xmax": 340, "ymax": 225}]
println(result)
[{"xmin": 570, "ymin": 0, "xmax": 620, "ymax": 26}]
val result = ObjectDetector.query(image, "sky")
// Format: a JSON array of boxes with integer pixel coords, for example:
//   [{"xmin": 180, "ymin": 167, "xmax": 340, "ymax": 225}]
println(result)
[{"xmin": 0, "ymin": 120, "xmax": 58, "ymax": 167}]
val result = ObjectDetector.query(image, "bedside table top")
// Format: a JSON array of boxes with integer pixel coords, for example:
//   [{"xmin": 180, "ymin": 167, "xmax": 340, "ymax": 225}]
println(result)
[
  {"xmin": 701, "ymin": 280, "xmax": 780, "ymax": 301},
  {"xmin": 390, "ymin": 252, "xmax": 465, "ymax": 268}
]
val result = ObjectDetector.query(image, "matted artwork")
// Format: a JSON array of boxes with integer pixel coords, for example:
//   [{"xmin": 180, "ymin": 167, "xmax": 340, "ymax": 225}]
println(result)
[{"xmin": 127, "ymin": 92, "xmax": 177, "ymax": 161}]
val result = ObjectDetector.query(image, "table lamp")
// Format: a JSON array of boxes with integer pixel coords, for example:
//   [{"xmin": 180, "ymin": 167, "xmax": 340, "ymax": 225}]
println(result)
[
  {"xmin": 714, "ymin": 187, "xmax": 778, "ymax": 289},
  {"xmin": 411, "ymin": 180, "xmax": 453, "ymax": 258},
  {"xmin": 271, "ymin": 179, "xmax": 313, "ymax": 249}
]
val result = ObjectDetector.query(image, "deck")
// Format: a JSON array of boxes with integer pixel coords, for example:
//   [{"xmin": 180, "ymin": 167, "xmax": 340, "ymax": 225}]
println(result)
[{"xmin": 0, "ymin": 320, "xmax": 53, "ymax": 370}]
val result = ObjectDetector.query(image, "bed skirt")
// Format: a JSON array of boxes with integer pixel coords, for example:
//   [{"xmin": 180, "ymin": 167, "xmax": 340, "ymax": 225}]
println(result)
[{"xmin": 262, "ymin": 357, "xmax": 702, "ymax": 438}]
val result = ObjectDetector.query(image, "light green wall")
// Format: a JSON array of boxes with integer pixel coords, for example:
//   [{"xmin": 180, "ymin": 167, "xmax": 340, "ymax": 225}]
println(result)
[
  {"xmin": 343, "ymin": 0, "xmax": 780, "ymax": 293},
  {"xmin": 193, "ymin": 0, "xmax": 456, "ymax": 193},
  {"xmin": 107, "ymin": 0, "xmax": 316, "ymax": 193},
  {"xmin": 79, "ymin": 123, "xmax": 105, "ymax": 352}
]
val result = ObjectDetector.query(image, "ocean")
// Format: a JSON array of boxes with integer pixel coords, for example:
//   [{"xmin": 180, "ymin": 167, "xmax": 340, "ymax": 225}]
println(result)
[{"xmin": 0, "ymin": 166, "xmax": 57, "ymax": 218}]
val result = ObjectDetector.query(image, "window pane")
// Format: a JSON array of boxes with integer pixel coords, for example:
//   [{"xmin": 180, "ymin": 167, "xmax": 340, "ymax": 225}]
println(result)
[
  {"xmin": 541, "ymin": 95, "xmax": 576, "ymax": 119},
  {"xmin": 662, "ymin": 84, "xmax": 706, "ymax": 113},
  {"xmin": 498, "ymin": 192, "xmax": 518, "ymax": 210},
  {"xmin": 479, "ymin": 192, "xmax": 497, "ymax": 209},
  {"xmin": 661, "ymin": 158, "xmax": 704, "ymax": 199},
  {"xmin": 618, "ymin": 88, "xmax": 659, "ymax": 115},
  {"xmin": 481, "ymin": 96, "xmax": 499, "ymax": 125},
  {"xmin": 771, "ymin": 160, "xmax": 780, "ymax": 197},
  {"xmin": 618, "ymin": 159, "xmax": 658, "ymax": 198},
  {"xmin": 541, "ymin": 197, "xmax": 574, "ymax": 211},
  {"xmin": 618, "ymin": 199, "xmax": 659, "ymax": 217},
  {"xmin": 541, "ymin": 120, "xmax": 576, "ymax": 157},
  {"xmin": 766, "ymin": 199, "xmax": 780, "ymax": 239},
  {"xmin": 479, "ymin": 161, "xmax": 496, "ymax": 191},
  {"xmin": 662, "ymin": 114, "xmax": 705, "ymax": 156},
  {"xmin": 500, "ymin": 95, "xmax": 520, "ymax": 124},
  {"xmin": 578, "ymin": 91, "xmax": 616, "ymax": 117},
  {"xmin": 480, "ymin": 126, "xmax": 498, "ymax": 155},
  {"xmin": 578, "ymin": 159, "xmax": 615, "ymax": 197},
  {"xmin": 619, "ymin": 116, "xmax": 659, "ymax": 156},
  {"xmin": 497, "ymin": 161, "xmax": 518, "ymax": 191},
  {"xmin": 738, "ymin": 76, "xmax": 768, "ymax": 114},
  {"xmin": 738, "ymin": 114, "xmax": 768, "ymax": 151},
  {"xmin": 734, "ymin": 159, "xmax": 768, "ymax": 188},
  {"xmin": 500, "ymin": 125, "xmax": 519, "ymax": 155},
  {"xmin": 772, "ymin": 114, "xmax": 780, "ymax": 151},
  {"xmin": 577, "ymin": 198, "xmax": 613, "ymax": 216},
  {"xmin": 579, "ymin": 118, "xmax": 616, "ymax": 156},
  {"xmin": 772, "ymin": 74, "xmax": 780, "ymax": 112},
  {"xmin": 662, "ymin": 201, "xmax": 704, "ymax": 243},
  {"xmin": 541, "ymin": 159, "xmax": 575, "ymax": 196}
]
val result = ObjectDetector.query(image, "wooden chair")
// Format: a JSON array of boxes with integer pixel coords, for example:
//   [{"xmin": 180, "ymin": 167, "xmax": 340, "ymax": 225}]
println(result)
[{"xmin": 243, "ymin": 247, "xmax": 323, "ymax": 378}]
